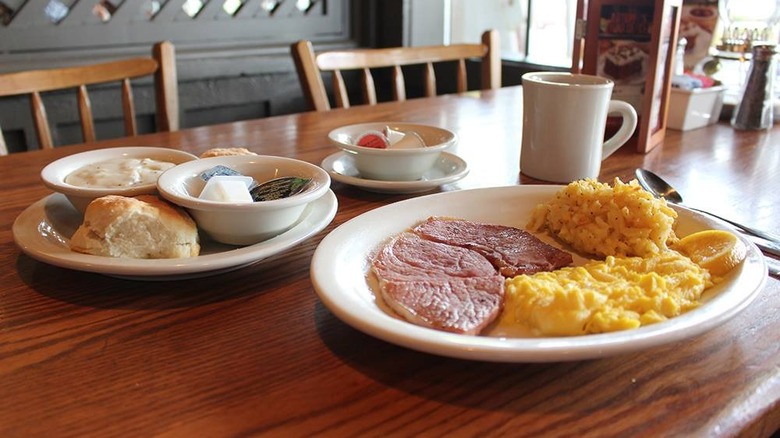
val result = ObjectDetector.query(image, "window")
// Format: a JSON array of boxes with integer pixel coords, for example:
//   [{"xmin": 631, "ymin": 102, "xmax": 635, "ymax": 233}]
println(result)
[{"xmin": 449, "ymin": 0, "xmax": 578, "ymax": 68}]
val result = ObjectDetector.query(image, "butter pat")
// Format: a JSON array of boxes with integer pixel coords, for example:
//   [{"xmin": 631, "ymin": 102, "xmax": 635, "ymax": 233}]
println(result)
[
  {"xmin": 384, "ymin": 126, "xmax": 406, "ymax": 144},
  {"xmin": 391, "ymin": 132, "xmax": 425, "ymax": 149},
  {"xmin": 199, "ymin": 175, "xmax": 254, "ymax": 203}
]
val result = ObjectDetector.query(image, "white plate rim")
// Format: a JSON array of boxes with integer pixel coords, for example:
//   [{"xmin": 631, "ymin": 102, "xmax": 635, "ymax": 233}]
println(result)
[
  {"xmin": 321, "ymin": 151, "xmax": 469, "ymax": 194},
  {"xmin": 13, "ymin": 190, "xmax": 338, "ymax": 280},
  {"xmin": 310, "ymin": 185, "xmax": 767, "ymax": 362}
]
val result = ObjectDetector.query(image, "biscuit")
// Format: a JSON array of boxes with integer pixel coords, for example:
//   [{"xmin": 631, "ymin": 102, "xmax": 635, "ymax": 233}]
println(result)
[
  {"xmin": 69, "ymin": 195, "xmax": 200, "ymax": 259},
  {"xmin": 200, "ymin": 147, "xmax": 257, "ymax": 158}
]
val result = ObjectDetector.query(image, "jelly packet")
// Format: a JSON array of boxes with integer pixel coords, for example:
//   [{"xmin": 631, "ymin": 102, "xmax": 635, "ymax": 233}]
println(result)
[
  {"xmin": 251, "ymin": 176, "xmax": 311, "ymax": 201},
  {"xmin": 197, "ymin": 166, "xmax": 311, "ymax": 202}
]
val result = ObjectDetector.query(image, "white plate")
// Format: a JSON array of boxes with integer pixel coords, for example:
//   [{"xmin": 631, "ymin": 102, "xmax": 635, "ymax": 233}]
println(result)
[
  {"xmin": 13, "ymin": 191, "xmax": 338, "ymax": 280},
  {"xmin": 321, "ymin": 151, "xmax": 469, "ymax": 194},
  {"xmin": 310, "ymin": 186, "xmax": 767, "ymax": 362}
]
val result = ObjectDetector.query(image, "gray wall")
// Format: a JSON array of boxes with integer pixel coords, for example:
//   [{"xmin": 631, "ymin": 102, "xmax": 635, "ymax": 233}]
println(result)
[{"xmin": 0, "ymin": 0, "xmax": 355, "ymax": 153}]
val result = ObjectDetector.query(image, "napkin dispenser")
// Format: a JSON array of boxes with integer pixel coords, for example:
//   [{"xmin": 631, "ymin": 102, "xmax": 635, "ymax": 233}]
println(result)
[{"xmin": 667, "ymin": 85, "xmax": 725, "ymax": 130}]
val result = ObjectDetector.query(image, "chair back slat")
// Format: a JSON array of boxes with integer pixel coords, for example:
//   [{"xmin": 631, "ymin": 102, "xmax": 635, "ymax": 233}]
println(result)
[
  {"xmin": 392, "ymin": 66, "xmax": 406, "ymax": 101},
  {"xmin": 332, "ymin": 71, "xmax": 349, "ymax": 109},
  {"xmin": 0, "ymin": 59, "xmax": 158, "ymax": 96},
  {"xmin": 361, "ymin": 68, "xmax": 377, "ymax": 106},
  {"xmin": 291, "ymin": 40, "xmax": 331, "ymax": 111},
  {"xmin": 481, "ymin": 30, "xmax": 501, "ymax": 91},
  {"xmin": 77, "ymin": 85, "xmax": 96, "ymax": 143},
  {"xmin": 315, "ymin": 44, "xmax": 489, "ymax": 70},
  {"xmin": 121, "ymin": 78, "xmax": 138, "ymax": 136},
  {"xmin": 0, "ymin": 41, "xmax": 178, "ymax": 154},
  {"xmin": 153, "ymin": 41, "xmax": 178, "ymax": 132},
  {"xmin": 291, "ymin": 30, "xmax": 501, "ymax": 112},
  {"xmin": 30, "ymin": 92, "xmax": 53, "ymax": 149},
  {"xmin": 0, "ymin": 127, "xmax": 7, "ymax": 155},
  {"xmin": 456, "ymin": 59, "xmax": 467, "ymax": 93},
  {"xmin": 424, "ymin": 63, "xmax": 436, "ymax": 97}
]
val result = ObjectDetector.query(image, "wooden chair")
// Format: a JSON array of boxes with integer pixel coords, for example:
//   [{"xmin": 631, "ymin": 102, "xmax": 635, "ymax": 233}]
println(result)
[
  {"xmin": 291, "ymin": 30, "xmax": 501, "ymax": 112},
  {"xmin": 0, "ymin": 126, "xmax": 5, "ymax": 155},
  {"xmin": 0, "ymin": 41, "xmax": 179, "ymax": 155}
]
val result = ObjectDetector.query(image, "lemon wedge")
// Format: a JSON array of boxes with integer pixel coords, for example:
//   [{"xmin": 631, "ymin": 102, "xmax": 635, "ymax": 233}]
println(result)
[{"xmin": 675, "ymin": 230, "xmax": 747, "ymax": 276}]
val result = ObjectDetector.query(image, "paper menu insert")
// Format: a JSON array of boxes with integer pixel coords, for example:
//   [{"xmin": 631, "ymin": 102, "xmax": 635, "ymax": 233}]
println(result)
[{"xmin": 680, "ymin": 0, "xmax": 718, "ymax": 70}]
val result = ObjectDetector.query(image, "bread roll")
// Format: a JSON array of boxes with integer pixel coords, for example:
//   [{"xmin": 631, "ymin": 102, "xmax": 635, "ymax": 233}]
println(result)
[
  {"xmin": 200, "ymin": 147, "xmax": 257, "ymax": 158},
  {"xmin": 69, "ymin": 195, "xmax": 200, "ymax": 259}
]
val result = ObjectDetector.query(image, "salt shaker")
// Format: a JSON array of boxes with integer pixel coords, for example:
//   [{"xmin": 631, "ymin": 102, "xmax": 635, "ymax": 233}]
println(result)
[{"xmin": 731, "ymin": 44, "xmax": 777, "ymax": 130}]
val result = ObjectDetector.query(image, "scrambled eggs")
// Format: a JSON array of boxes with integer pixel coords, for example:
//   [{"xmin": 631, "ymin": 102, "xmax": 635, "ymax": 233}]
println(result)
[
  {"xmin": 502, "ymin": 250, "xmax": 713, "ymax": 336},
  {"xmin": 528, "ymin": 178, "xmax": 678, "ymax": 258}
]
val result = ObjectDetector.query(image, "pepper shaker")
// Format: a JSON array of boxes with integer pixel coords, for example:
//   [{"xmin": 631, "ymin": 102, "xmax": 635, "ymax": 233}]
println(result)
[{"xmin": 731, "ymin": 44, "xmax": 777, "ymax": 130}]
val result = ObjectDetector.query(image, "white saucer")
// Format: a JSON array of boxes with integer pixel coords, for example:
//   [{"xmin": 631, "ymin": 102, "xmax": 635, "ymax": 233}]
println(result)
[
  {"xmin": 321, "ymin": 151, "xmax": 469, "ymax": 194},
  {"xmin": 12, "ymin": 191, "xmax": 337, "ymax": 280}
]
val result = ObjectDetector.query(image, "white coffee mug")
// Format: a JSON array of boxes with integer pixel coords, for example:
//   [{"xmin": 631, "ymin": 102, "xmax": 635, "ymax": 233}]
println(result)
[{"xmin": 520, "ymin": 72, "xmax": 638, "ymax": 183}]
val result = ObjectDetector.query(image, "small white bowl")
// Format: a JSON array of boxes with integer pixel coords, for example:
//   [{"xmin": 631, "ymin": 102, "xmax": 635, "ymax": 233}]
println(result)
[
  {"xmin": 328, "ymin": 122, "xmax": 457, "ymax": 181},
  {"xmin": 41, "ymin": 147, "xmax": 199, "ymax": 213},
  {"xmin": 156, "ymin": 155, "xmax": 331, "ymax": 246}
]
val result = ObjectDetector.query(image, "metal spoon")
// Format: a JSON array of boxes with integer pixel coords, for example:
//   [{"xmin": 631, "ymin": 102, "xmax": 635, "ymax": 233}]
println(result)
[
  {"xmin": 767, "ymin": 257, "xmax": 780, "ymax": 277},
  {"xmin": 635, "ymin": 168, "xmax": 780, "ymax": 258}
]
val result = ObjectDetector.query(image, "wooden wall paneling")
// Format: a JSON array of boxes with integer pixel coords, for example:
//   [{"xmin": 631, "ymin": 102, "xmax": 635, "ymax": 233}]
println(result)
[
  {"xmin": 234, "ymin": 2, "xmax": 263, "ymax": 19},
  {"xmin": 5, "ymin": 0, "xmax": 47, "ymax": 28},
  {"xmin": 151, "ymin": 0, "xmax": 186, "ymax": 22},
  {"xmin": 58, "ymin": 0, "xmax": 97, "ymax": 25},
  {"xmin": 0, "ymin": 0, "xmax": 346, "ymax": 52}
]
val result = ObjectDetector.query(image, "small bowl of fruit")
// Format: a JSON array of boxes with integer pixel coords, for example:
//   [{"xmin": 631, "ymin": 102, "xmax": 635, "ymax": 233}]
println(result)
[
  {"xmin": 328, "ymin": 122, "xmax": 457, "ymax": 181},
  {"xmin": 157, "ymin": 155, "xmax": 331, "ymax": 245}
]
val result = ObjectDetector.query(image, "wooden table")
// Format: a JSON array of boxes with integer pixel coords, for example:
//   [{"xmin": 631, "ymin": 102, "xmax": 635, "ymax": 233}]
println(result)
[{"xmin": 1, "ymin": 86, "xmax": 778, "ymax": 437}]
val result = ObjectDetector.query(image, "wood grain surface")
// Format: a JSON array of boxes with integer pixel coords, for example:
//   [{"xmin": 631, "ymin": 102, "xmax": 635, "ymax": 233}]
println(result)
[{"xmin": 1, "ymin": 86, "xmax": 778, "ymax": 437}]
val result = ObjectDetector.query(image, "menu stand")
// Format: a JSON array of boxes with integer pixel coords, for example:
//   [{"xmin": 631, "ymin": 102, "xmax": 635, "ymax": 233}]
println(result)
[{"xmin": 572, "ymin": 0, "xmax": 683, "ymax": 153}]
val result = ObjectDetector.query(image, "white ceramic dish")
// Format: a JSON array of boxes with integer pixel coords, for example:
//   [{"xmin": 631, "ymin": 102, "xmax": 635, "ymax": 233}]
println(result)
[
  {"xmin": 667, "ymin": 86, "xmax": 725, "ymax": 131},
  {"xmin": 157, "ymin": 155, "xmax": 331, "ymax": 245},
  {"xmin": 328, "ymin": 122, "xmax": 457, "ymax": 181},
  {"xmin": 321, "ymin": 151, "xmax": 469, "ymax": 194},
  {"xmin": 13, "ymin": 191, "xmax": 337, "ymax": 280},
  {"xmin": 40, "ymin": 146, "xmax": 198, "ymax": 213},
  {"xmin": 310, "ymin": 186, "xmax": 766, "ymax": 362}
]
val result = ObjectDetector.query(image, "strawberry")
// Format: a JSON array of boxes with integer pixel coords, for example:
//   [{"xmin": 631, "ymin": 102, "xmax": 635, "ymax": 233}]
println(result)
[{"xmin": 355, "ymin": 131, "xmax": 389, "ymax": 148}]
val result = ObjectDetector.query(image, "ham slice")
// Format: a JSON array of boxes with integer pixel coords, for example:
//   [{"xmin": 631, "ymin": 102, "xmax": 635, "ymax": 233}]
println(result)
[
  {"xmin": 371, "ymin": 233, "xmax": 505, "ymax": 335},
  {"xmin": 412, "ymin": 217, "xmax": 573, "ymax": 276},
  {"xmin": 371, "ymin": 217, "xmax": 572, "ymax": 335}
]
